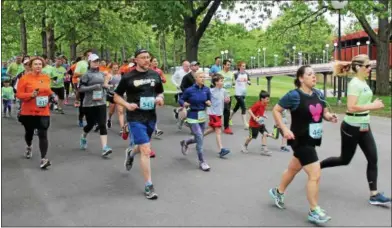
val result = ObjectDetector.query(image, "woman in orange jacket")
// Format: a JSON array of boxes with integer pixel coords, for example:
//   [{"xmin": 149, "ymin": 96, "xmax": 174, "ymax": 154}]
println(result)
[{"xmin": 16, "ymin": 56, "xmax": 55, "ymax": 169}]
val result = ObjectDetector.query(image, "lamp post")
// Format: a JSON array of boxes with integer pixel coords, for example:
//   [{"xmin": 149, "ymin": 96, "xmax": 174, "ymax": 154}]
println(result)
[
  {"xmin": 325, "ymin": 44, "xmax": 330, "ymax": 62},
  {"xmin": 316, "ymin": 58, "xmax": 318, "ymax": 64},
  {"xmin": 298, "ymin": 52, "xmax": 302, "ymax": 66},
  {"xmin": 334, "ymin": 42, "xmax": 338, "ymax": 60},
  {"xmin": 257, "ymin": 48, "xmax": 261, "ymax": 68},
  {"xmin": 322, "ymin": 50, "xmax": 326, "ymax": 63},
  {"xmin": 263, "ymin": 47, "xmax": 266, "ymax": 67},
  {"xmin": 331, "ymin": 0, "xmax": 348, "ymax": 104},
  {"xmin": 274, "ymin": 54, "xmax": 278, "ymax": 66},
  {"xmin": 366, "ymin": 40, "xmax": 370, "ymax": 56},
  {"xmin": 224, "ymin": 50, "xmax": 228, "ymax": 59},
  {"xmin": 356, "ymin": 41, "xmax": 360, "ymax": 54},
  {"xmin": 220, "ymin": 51, "xmax": 224, "ymax": 66},
  {"xmin": 292, "ymin": 46, "xmax": 296, "ymax": 66}
]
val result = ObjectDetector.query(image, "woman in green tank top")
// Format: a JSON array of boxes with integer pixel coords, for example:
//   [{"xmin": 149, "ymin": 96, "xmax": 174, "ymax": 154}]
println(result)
[{"xmin": 320, "ymin": 54, "xmax": 390, "ymax": 206}]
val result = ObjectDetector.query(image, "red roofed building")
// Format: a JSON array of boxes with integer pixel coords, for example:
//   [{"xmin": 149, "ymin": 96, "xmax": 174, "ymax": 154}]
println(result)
[{"xmin": 333, "ymin": 28, "xmax": 392, "ymax": 67}]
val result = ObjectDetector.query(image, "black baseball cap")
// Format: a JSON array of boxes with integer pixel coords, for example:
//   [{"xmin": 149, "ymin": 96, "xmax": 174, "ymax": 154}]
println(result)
[
  {"xmin": 134, "ymin": 49, "xmax": 149, "ymax": 58},
  {"xmin": 190, "ymin": 61, "xmax": 200, "ymax": 66}
]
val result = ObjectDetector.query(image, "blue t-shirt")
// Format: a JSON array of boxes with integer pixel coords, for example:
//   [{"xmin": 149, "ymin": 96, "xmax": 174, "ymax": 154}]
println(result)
[
  {"xmin": 209, "ymin": 65, "xmax": 221, "ymax": 75},
  {"xmin": 278, "ymin": 89, "xmax": 325, "ymax": 111}
]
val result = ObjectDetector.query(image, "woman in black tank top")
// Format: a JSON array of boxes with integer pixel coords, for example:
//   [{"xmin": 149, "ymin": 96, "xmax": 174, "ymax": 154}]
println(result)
[{"xmin": 268, "ymin": 65, "xmax": 338, "ymax": 224}]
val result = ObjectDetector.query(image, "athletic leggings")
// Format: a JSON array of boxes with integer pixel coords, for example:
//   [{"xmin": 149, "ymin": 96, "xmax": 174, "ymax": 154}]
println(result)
[
  {"xmin": 64, "ymin": 81, "xmax": 71, "ymax": 96},
  {"xmin": 79, "ymin": 92, "xmax": 85, "ymax": 121},
  {"xmin": 21, "ymin": 116, "xmax": 50, "ymax": 159},
  {"xmin": 233, "ymin": 95, "xmax": 246, "ymax": 115},
  {"xmin": 84, "ymin": 105, "xmax": 107, "ymax": 135},
  {"xmin": 185, "ymin": 122, "xmax": 206, "ymax": 162},
  {"xmin": 223, "ymin": 99, "xmax": 232, "ymax": 129},
  {"xmin": 320, "ymin": 121, "xmax": 378, "ymax": 191}
]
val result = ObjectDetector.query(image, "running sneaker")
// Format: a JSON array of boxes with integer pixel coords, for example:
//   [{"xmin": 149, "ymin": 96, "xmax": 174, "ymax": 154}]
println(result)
[
  {"xmin": 150, "ymin": 150, "xmax": 156, "ymax": 158},
  {"xmin": 40, "ymin": 158, "xmax": 51, "ymax": 169},
  {"xmin": 180, "ymin": 140, "xmax": 188, "ymax": 155},
  {"xmin": 369, "ymin": 192, "xmax": 391, "ymax": 206},
  {"xmin": 241, "ymin": 145, "xmax": 248, "ymax": 153},
  {"xmin": 280, "ymin": 146, "xmax": 290, "ymax": 152},
  {"xmin": 261, "ymin": 146, "xmax": 272, "ymax": 156},
  {"xmin": 64, "ymin": 99, "xmax": 69, "ymax": 105},
  {"xmin": 155, "ymin": 129, "xmax": 163, "ymax": 137},
  {"xmin": 223, "ymin": 128, "xmax": 233, "ymax": 135},
  {"xmin": 121, "ymin": 130, "xmax": 128, "ymax": 140},
  {"xmin": 102, "ymin": 145, "xmax": 112, "ymax": 157},
  {"xmin": 34, "ymin": 129, "xmax": 38, "ymax": 135},
  {"xmin": 200, "ymin": 162, "xmax": 210, "ymax": 171},
  {"xmin": 229, "ymin": 120, "xmax": 233, "ymax": 126},
  {"xmin": 308, "ymin": 206, "xmax": 331, "ymax": 224},
  {"xmin": 269, "ymin": 187, "xmax": 285, "ymax": 209},
  {"xmin": 80, "ymin": 134, "xmax": 87, "ymax": 150},
  {"xmin": 124, "ymin": 147, "xmax": 134, "ymax": 171},
  {"xmin": 107, "ymin": 119, "xmax": 112, "ymax": 129},
  {"xmin": 25, "ymin": 146, "xmax": 32, "ymax": 159},
  {"xmin": 219, "ymin": 148, "xmax": 230, "ymax": 158},
  {"xmin": 145, "ymin": 184, "xmax": 158, "ymax": 200}
]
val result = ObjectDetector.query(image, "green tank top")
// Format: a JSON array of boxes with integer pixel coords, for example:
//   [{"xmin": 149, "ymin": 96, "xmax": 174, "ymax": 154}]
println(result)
[{"xmin": 343, "ymin": 77, "xmax": 372, "ymax": 125}]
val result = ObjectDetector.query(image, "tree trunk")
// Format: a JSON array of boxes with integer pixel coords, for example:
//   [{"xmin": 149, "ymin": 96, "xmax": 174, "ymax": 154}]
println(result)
[
  {"xmin": 161, "ymin": 32, "xmax": 168, "ymax": 72},
  {"xmin": 69, "ymin": 27, "xmax": 77, "ymax": 60},
  {"xmin": 375, "ymin": 15, "xmax": 391, "ymax": 95},
  {"xmin": 114, "ymin": 52, "xmax": 118, "ymax": 62},
  {"xmin": 121, "ymin": 46, "xmax": 126, "ymax": 62},
  {"xmin": 41, "ymin": 16, "xmax": 47, "ymax": 56},
  {"xmin": 100, "ymin": 45, "xmax": 104, "ymax": 59},
  {"xmin": 184, "ymin": 17, "xmax": 199, "ymax": 61},
  {"xmin": 46, "ymin": 23, "xmax": 55, "ymax": 60},
  {"xmin": 172, "ymin": 39, "xmax": 176, "ymax": 67},
  {"xmin": 18, "ymin": 1, "xmax": 27, "ymax": 56},
  {"xmin": 105, "ymin": 48, "xmax": 110, "ymax": 61}
]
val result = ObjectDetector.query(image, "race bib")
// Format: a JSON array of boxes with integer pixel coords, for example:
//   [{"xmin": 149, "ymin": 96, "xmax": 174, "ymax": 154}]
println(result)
[
  {"xmin": 223, "ymin": 82, "xmax": 232, "ymax": 89},
  {"xmin": 36, "ymin": 96, "xmax": 48, "ymax": 108},
  {"xmin": 309, "ymin": 123, "xmax": 323, "ymax": 139},
  {"xmin": 257, "ymin": 117, "xmax": 265, "ymax": 125},
  {"xmin": 359, "ymin": 123, "xmax": 369, "ymax": 132},
  {"xmin": 140, "ymin": 97, "xmax": 155, "ymax": 110},
  {"xmin": 197, "ymin": 111, "xmax": 207, "ymax": 122},
  {"xmin": 92, "ymin": 90, "xmax": 103, "ymax": 100}
]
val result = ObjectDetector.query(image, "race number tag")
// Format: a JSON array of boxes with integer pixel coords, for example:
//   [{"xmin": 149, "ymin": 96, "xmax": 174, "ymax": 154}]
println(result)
[
  {"xmin": 92, "ymin": 90, "xmax": 103, "ymax": 100},
  {"xmin": 140, "ymin": 97, "xmax": 155, "ymax": 110},
  {"xmin": 257, "ymin": 117, "xmax": 265, "ymax": 125},
  {"xmin": 197, "ymin": 111, "xmax": 207, "ymax": 122},
  {"xmin": 309, "ymin": 123, "xmax": 323, "ymax": 139},
  {"xmin": 359, "ymin": 123, "xmax": 369, "ymax": 132},
  {"xmin": 36, "ymin": 96, "xmax": 48, "ymax": 108}
]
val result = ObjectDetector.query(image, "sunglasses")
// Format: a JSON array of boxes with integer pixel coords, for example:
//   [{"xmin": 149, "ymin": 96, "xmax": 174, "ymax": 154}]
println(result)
[{"xmin": 359, "ymin": 64, "xmax": 371, "ymax": 68}]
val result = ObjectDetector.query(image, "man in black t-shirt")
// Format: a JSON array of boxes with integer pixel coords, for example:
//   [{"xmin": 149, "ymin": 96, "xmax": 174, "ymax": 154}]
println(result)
[{"xmin": 114, "ymin": 49, "xmax": 164, "ymax": 200}]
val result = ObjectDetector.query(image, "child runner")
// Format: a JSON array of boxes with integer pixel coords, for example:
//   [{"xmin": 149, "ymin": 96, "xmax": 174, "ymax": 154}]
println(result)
[
  {"xmin": 241, "ymin": 90, "xmax": 273, "ymax": 156},
  {"xmin": 204, "ymin": 74, "xmax": 230, "ymax": 158},
  {"xmin": 2, "ymin": 80, "xmax": 14, "ymax": 117}
]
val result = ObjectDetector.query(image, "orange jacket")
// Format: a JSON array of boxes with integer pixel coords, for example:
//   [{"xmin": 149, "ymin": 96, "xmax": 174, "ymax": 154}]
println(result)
[{"xmin": 16, "ymin": 72, "xmax": 53, "ymax": 116}]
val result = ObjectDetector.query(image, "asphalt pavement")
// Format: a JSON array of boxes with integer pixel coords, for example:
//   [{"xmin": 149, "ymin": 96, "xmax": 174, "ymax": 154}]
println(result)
[{"xmin": 1, "ymin": 102, "xmax": 391, "ymax": 226}]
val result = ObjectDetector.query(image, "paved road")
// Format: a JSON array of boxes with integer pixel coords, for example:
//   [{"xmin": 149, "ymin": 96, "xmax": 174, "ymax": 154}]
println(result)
[{"xmin": 2, "ymin": 102, "xmax": 391, "ymax": 226}]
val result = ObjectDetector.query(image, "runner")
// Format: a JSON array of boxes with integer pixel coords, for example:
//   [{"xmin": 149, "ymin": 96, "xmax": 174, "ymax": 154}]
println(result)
[
  {"xmin": 107, "ymin": 62, "xmax": 125, "ymax": 135},
  {"xmin": 114, "ymin": 49, "xmax": 164, "ymax": 200},
  {"xmin": 2, "ymin": 79, "xmax": 14, "ymax": 117},
  {"xmin": 179, "ymin": 71, "xmax": 212, "ymax": 171},
  {"xmin": 171, "ymin": 60, "xmax": 190, "ymax": 120},
  {"xmin": 150, "ymin": 57, "xmax": 165, "ymax": 137},
  {"xmin": 230, "ymin": 61, "xmax": 251, "ymax": 129},
  {"xmin": 50, "ymin": 56, "xmax": 66, "ymax": 114},
  {"xmin": 218, "ymin": 59, "xmax": 234, "ymax": 134},
  {"xmin": 203, "ymin": 74, "xmax": 230, "ymax": 157},
  {"xmin": 16, "ymin": 56, "xmax": 55, "ymax": 169},
  {"xmin": 74, "ymin": 50, "xmax": 92, "ymax": 126},
  {"xmin": 209, "ymin": 56, "xmax": 221, "ymax": 76},
  {"xmin": 62, "ymin": 56, "xmax": 72, "ymax": 105},
  {"xmin": 78, "ymin": 54, "xmax": 113, "ymax": 158},
  {"xmin": 7, "ymin": 55, "xmax": 24, "ymax": 84},
  {"xmin": 268, "ymin": 65, "xmax": 338, "ymax": 224},
  {"xmin": 320, "ymin": 54, "xmax": 391, "ymax": 206}
]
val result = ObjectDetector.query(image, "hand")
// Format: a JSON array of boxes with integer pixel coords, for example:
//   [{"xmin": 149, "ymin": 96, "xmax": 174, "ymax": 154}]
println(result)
[
  {"xmin": 252, "ymin": 116, "xmax": 259, "ymax": 122},
  {"xmin": 125, "ymin": 102, "xmax": 139, "ymax": 111},
  {"xmin": 282, "ymin": 128, "xmax": 295, "ymax": 140},
  {"xmin": 31, "ymin": 90, "xmax": 39, "ymax": 98},
  {"xmin": 263, "ymin": 115, "xmax": 268, "ymax": 119},
  {"xmin": 329, "ymin": 113, "xmax": 338, "ymax": 123},
  {"xmin": 183, "ymin": 102, "xmax": 190, "ymax": 108},
  {"xmin": 224, "ymin": 97, "xmax": 230, "ymax": 103},
  {"xmin": 205, "ymin": 100, "xmax": 212, "ymax": 106},
  {"xmin": 155, "ymin": 96, "xmax": 164, "ymax": 106},
  {"xmin": 372, "ymin": 98, "xmax": 384, "ymax": 109},
  {"xmin": 102, "ymin": 83, "xmax": 110, "ymax": 89}
]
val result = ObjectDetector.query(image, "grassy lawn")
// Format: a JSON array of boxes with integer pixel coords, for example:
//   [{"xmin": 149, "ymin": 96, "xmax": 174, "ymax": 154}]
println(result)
[{"xmin": 163, "ymin": 74, "xmax": 391, "ymax": 118}]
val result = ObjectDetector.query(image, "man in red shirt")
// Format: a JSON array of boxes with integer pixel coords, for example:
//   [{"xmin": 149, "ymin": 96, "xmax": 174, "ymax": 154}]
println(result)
[{"xmin": 241, "ymin": 90, "xmax": 273, "ymax": 155}]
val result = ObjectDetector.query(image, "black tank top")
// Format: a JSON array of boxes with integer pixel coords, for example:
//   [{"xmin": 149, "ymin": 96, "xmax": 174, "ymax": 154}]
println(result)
[{"xmin": 288, "ymin": 89, "xmax": 325, "ymax": 148}]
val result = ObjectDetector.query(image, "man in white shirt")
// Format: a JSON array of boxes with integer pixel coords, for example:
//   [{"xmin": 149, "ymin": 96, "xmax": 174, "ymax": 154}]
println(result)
[{"xmin": 172, "ymin": 60, "xmax": 190, "ymax": 120}]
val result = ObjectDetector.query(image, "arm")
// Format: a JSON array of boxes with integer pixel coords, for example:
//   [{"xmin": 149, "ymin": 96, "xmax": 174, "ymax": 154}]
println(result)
[
  {"xmin": 180, "ymin": 75, "xmax": 189, "ymax": 92},
  {"xmin": 178, "ymin": 89, "xmax": 189, "ymax": 107},
  {"xmin": 78, "ymin": 74, "xmax": 100, "ymax": 92},
  {"xmin": 16, "ymin": 77, "xmax": 36, "ymax": 101},
  {"xmin": 347, "ymin": 95, "xmax": 383, "ymax": 112},
  {"xmin": 273, "ymin": 104, "xmax": 289, "ymax": 131},
  {"xmin": 171, "ymin": 71, "xmax": 180, "ymax": 87}
]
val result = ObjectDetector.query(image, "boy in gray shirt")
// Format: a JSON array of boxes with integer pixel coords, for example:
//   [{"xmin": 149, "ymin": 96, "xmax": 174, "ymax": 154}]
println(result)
[{"xmin": 204, "ymin": 74, "xmax": 231, "ymax": 158}]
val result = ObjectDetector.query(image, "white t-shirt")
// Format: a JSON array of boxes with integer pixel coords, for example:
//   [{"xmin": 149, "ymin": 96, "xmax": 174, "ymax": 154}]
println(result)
[{"xmin": 234, "ymin": 72, "xmax": 250, "ymax": 96}]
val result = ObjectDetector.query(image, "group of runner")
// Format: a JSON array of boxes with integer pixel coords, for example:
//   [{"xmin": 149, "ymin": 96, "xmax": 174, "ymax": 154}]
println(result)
[{"xmin": 2, "ymin": 50, "xmax": 390, "ymax": 224}]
